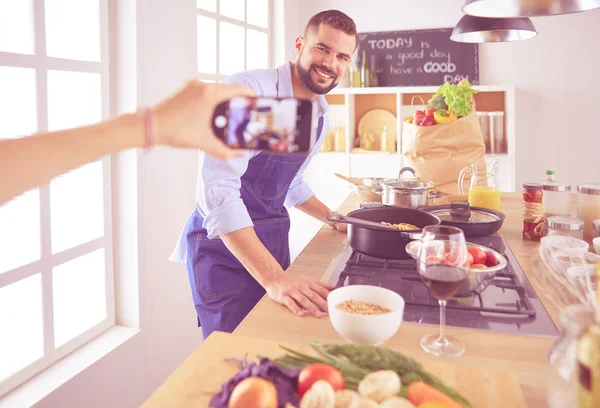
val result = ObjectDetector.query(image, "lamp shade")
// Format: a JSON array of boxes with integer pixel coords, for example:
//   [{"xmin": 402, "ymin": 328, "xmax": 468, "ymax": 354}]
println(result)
[
  {"xmin": 450, "ymin": 14, "xmax": 538, "ymax": 43},
  {"xmin": 462, "ymin": 0, "xmax": 600, "ymax": 18}
]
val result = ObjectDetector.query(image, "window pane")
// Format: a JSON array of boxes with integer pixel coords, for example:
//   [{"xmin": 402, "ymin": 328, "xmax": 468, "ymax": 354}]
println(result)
[
  {"xmin": 220, "ymin": 0, "xmax": 244, "ymax": 21},
  {"xmin": 219, "ymin": 22, "xmax": 244, "ymax": 76},
  {"xmin": 53, "ymin": 249, "xmax": 106, "ymax": 347},
  {"xmin": 247, "ymin": 0, "xmax": 269, "ymax": 28},
  {"xmin": 0, "ymin": 274, "xmax": 43, "ymax": 381},
  {"xmin": 45, "ymin": 0, "xmax": 100, "ymax": 62},
  {"xmin": 0, "ymin": 0, "xmax": 35, "ymax": 54},
  {"xmin": 47, "ymin": 70, "xmax": 101, "ymax": 132},
  {"xmin": 197, "ymin": 16, "xmax": 217, "ymax": 74},
  {"xmin": 197, "ymin": 0, "xmax": 216, "ymax": 12},
  {"xmin": 0, "ymin": 190, "xmax": 41, "ymax": 274},
  {"xmin": 0, "ymin": 66, "xmax": 37, "ymax": 140},
  {"xmin": 50, "ymin": 162, "xmax": 104, "ymax": 254},
  {"xmin": 246, "ymin": 29, "xmax": 268, "ymax": 70}
]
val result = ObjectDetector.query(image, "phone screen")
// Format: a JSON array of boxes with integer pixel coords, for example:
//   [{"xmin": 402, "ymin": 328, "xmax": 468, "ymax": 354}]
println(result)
[{"xmin": 212, "ymin": 96, "xmax": 315, "ymax": 153}]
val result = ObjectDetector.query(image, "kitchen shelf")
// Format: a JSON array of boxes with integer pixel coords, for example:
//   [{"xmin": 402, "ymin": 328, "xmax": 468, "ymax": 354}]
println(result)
[{"xmin": 318, "ymin": 84, "xmax": 516, "ymax": 192}]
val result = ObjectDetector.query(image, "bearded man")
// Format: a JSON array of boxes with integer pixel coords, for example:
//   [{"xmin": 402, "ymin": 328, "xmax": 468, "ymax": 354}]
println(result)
[{"xmin": 170, "ymin": 9, "xmax": 358, "ymax": 339}]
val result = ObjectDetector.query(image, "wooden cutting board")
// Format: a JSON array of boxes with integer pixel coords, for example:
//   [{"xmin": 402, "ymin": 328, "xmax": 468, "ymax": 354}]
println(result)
[{"xmin": 142, "ymin": 331, "xmax": 527, "ymax": 408}]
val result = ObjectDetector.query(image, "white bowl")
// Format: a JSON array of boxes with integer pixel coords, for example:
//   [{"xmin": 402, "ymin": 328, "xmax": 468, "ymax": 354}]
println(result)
[
  {"xmin": 593, "ymin": 237, "xmax": 600, "ymax": 255},
  {"xmin": 567, "ymin": 265, "xmax": 597, "ymax": 287},
  {"xmin": 540, "ymin": 236, "xmax": 589, "ymax": 255},
  {"xmin": 327, "ymin": 285, "xmax": 405, "ymax": 346},
  {"xmin": 552, "ymin": 251, "xmax": 600, "ymax": 271}
]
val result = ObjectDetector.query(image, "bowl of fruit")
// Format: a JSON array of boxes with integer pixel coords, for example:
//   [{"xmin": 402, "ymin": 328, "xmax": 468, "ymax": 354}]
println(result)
[{"xmin": 405, "ymin": 241, "xmax": 507, "ymax": 296}]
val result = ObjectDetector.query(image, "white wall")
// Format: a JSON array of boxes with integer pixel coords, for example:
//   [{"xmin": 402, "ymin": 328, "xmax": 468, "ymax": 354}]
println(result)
[{"xmin": 285, "ymin": 0, "xmax": 600, "ymax": 190}]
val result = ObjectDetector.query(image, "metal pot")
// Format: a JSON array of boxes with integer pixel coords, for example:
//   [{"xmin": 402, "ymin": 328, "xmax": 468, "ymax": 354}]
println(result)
[{"xmin": 372, "ymin": 167, "xmax": 443, "ymax": 209}]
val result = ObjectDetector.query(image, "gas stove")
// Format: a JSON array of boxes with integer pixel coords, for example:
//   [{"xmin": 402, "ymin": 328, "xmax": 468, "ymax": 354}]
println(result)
[{"xmin": 324, "ymin": 234, "xmax": 558, "ymax": 337}]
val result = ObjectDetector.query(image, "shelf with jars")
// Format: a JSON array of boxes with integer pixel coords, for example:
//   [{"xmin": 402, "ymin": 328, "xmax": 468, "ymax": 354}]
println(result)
[{"xmin": 320, "ymin": 84, "xmax": 516, "ymax": 192}]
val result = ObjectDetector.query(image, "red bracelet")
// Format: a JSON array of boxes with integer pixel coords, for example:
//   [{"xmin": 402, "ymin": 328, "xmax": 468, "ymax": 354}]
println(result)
[{"xmin": 140, "ymin": 108, "xmax": 156, "ymax": 152}]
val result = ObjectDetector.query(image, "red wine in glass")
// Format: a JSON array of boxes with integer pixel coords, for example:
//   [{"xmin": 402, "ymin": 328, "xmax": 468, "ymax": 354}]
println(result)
[{"xmin": 419, "ymin": 263, "xmax": 469, "ymax": 300}]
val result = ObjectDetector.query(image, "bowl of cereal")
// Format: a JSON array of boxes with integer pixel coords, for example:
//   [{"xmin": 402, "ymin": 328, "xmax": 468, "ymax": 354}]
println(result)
[{"xmin": 327, "ymin": 285, "xmax": 405, "ymax": 346}]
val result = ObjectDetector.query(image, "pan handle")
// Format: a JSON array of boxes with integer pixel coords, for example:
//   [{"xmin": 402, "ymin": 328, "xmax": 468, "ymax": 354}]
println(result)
[{"xmin": 326, "ymin": 212, "xmax": 399, "ymax": 232}]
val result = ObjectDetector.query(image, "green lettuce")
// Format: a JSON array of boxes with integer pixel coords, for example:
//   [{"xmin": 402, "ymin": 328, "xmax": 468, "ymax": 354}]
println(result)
[{"xmin": 428, "ymin": 80, "xmax": 478, "ymax": 117}]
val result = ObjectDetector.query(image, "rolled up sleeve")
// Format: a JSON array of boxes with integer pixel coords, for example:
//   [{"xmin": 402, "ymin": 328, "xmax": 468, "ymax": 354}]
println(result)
[
  {"xmin": 196, "ymin": 74, "xmax": 262, "ymax": 239},
  {"xmin": 284, "ymin": 115, "xmax": 328, "ymax": 208}
]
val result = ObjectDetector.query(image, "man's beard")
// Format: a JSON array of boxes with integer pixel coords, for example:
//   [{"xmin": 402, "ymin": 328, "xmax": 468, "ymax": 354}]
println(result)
[{"xmin": 297, "ymin": 60, "xmax": 339, "ymax": 95}]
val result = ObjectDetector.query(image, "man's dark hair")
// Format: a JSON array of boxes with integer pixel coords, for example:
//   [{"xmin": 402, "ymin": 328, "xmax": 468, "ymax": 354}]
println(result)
[{"xmin": 304, "ymin": 9, "xmax": 358, "ymax": 47}]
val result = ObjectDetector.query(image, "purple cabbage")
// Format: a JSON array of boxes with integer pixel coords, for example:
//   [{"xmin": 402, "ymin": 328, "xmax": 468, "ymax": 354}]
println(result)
[{"xmin": 209, "ymin": 357, "xmax": 300, "ymax": 408}]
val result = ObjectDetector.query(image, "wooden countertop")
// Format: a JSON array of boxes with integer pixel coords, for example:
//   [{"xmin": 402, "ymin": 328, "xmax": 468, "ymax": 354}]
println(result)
[{"xmin": 146, "ymin": 193, "xmax": 562, "ymax": 407}]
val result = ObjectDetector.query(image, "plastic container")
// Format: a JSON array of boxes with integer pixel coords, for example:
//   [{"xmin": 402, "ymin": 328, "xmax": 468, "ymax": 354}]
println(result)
[
  {"xmin": 542, "ymin": 170, "xmax": 571, "ymax": 217},
  {"xmin": 547, "ymin": 216, "xmax": 584, "ymax": 240},
  {"xmin": 577, "ymin": 184, "xmax": 600, "ymax": 242}
]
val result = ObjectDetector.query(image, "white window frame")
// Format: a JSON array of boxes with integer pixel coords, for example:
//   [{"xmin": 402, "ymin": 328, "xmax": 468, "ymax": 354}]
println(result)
[
  {"xmin": 197, "ymin": 0, "xmax": 273, "ymax": 82},
  {"xmin": 0, "ymin": 0, "xmax": 113, "ymax": 397}
]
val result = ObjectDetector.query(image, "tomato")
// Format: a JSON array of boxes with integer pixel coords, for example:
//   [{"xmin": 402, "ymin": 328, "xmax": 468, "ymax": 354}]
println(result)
[
  {"xmin": 466, "ymin": 253, "xmax": 474, "ymax": 266},
  {"xmin": 297, "ymin": 363, "xmax": 344, "ymax": 397},
  {"xmin": 426, "ymin": 255, "xmax": 442, "ymax": 264},
  {"xmin": 470, "ymin": 263, "xmax": 487, "ymax": 269},
  {"xmin": 467, "ymin": 247, "xmax": 487, "ymax": 265},
  {"xmin": 485, "ymin": 253, "xmax": 499, "ymax": 267},
  {"xmin": 443, "ymin": 252, "xmax": 461, "ymax": 265}
]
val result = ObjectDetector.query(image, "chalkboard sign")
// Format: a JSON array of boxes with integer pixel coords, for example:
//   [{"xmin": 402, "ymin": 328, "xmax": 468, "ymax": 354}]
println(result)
[{"xmin": 357, "ymin": 28, "xmax": 479, "ymax": 87}]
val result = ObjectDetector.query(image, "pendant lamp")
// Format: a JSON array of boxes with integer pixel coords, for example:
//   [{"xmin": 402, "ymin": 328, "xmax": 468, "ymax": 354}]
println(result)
[
  {"xmin": 462, "ymin": 0, "xmax": 600, "ymax": 18},
  {"xmin": 451, "ymin": 14, "xmax": 538, "ymax": 43}
]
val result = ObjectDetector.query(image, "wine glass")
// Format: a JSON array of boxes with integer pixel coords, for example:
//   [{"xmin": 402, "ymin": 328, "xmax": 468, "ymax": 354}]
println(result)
[{"xmin": 416, "ymin": 225, "xmax": 471, "ymax": 357}]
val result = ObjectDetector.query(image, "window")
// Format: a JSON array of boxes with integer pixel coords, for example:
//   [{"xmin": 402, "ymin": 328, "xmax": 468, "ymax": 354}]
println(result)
[
  {"xmin": 0, "ymin": 0, "xmax": 112, "ymax": 397},
  {"xmin": 197, "ymin": 0, "xmax": 271, "ymax": 82}
]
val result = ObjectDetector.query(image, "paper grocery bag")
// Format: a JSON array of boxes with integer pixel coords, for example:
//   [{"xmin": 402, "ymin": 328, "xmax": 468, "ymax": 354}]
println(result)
[{"xmin": 401, "ymin": 112, "xmax": 486, "ymax": 195}]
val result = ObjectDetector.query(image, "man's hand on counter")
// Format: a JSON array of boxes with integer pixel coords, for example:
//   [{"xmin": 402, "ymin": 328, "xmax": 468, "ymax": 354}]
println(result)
[
  {"xmin": 220, "ymin": 226, "xmax": 334, "ymax": 319},
  {"xmin": 263, "ymin": 273, "xmax": 334, "ymax": 318}
]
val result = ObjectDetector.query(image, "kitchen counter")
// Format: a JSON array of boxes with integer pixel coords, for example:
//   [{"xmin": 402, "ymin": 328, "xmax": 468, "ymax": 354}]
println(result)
[{"xmin": 147, "ymin": 192, "xmax": 562, "ymax": 407}]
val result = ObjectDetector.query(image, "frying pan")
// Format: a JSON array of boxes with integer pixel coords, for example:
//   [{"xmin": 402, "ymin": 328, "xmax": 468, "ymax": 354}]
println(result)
[
  {"xmin": 328, "ymin": 207, "xmax": 441, "ymax": 259},
  {"xmin": 420, "ymin": 201, "xmax": 506, "ymax": 238}
]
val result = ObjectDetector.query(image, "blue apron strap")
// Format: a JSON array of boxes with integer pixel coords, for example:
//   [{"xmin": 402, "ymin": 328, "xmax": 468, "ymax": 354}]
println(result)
[{"xmin": 316, "ymin": 116, "xmax": 324, "ymax": 141}]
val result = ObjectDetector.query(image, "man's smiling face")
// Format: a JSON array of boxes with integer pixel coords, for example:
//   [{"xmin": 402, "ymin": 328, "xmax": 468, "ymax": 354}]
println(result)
[{"xmin": 295, "ymin": 23, "xmax": 357, "ymax": 95}]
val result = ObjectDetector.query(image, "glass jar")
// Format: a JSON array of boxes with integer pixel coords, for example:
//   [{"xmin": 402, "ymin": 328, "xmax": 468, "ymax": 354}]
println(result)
[
  {"xmin": 577, "ymin": 184, "xmax": 600, "ymax": 242},
  {"xmin": 548, "ymin": 305, "xmax": 596, "ymax": 408},
  {"xmin": 523, "ymin": 183, "xmax": 544, "ymax": 241},
  {"xmin": 547, "ymin": 216, "xmax": 584, "ymax": 240},
  {"xmin": 543, "ymin": 182, "xmax": 572, "ymax": 217}
]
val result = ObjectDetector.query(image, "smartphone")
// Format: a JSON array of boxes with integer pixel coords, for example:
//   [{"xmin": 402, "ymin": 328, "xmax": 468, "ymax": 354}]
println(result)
[{"xmin": 212, "ymin": 96, "xmax": 316, "ymax": 153}]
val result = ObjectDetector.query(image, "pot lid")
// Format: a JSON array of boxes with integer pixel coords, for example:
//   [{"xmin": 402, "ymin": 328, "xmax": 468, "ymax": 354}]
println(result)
[
  {"xmin": 382, "ymin": 166, "xmax": 435, "ymax": 191},
  {"xmin": 424, "ymin": 201, "xmax": 504, "ymax": 224}
]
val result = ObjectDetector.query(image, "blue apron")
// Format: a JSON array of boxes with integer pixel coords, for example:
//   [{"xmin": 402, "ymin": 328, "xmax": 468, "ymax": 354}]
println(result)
[{"xmin": 183, "ymin": 117, "xmax": 324, "ymax": 339}]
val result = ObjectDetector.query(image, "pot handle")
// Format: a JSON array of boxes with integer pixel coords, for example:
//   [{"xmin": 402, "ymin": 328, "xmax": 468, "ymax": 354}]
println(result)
[
  {"xmin": 326, "ymin": 212, "xmax": 399, "ymax": 231},
  {"xmin": 398, "ymin": 167, "xmax": 417, "ymax": 180}
]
